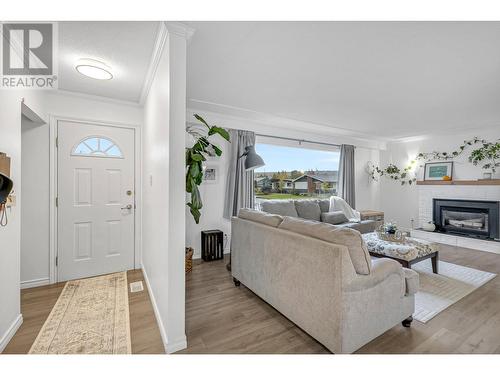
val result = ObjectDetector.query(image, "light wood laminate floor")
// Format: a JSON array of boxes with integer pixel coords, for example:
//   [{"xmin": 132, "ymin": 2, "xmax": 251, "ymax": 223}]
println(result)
[
  {"xmin": 5, "ymin": 245, "xmax": 500, "ymax": 354},
  {"xmin": 3, "ymin": 269, "xmax": 164, "ymax": 354},
  {"xmin": 181, "ymin": 244, "xmax": 500, "ymax": 354}
]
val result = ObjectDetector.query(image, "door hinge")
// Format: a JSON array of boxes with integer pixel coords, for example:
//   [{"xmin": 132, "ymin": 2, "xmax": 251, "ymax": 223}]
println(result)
[
  {"xmin": 55, "ymin": 137, "xmax": 58, "ymax": 147},
  {"xmin": 55, "ymin": 256, "xmax": 58, "ymax": 266},
  {"xmin": 55, "ymin": 197, "xmax": 58, "ymax": 207}
]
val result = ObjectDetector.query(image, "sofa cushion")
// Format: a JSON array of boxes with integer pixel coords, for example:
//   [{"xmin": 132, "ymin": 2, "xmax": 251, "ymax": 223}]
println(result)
[
  {"xmin": 335, "ymin": 220, "xmax": 377, "ymax": 234},
  {"xmin": 238, "ymin": 208, "xmax": 283, "ymax": 227},
  {"xmin": 278, "ymin": 216, "xmax": 372, "ymax": 275},
  {"xmin": 260, "ymin": 200, "xmax": 298, "ymax": 217},
  {"xmin": 321, "ymin": 211, "xmax": 348, "ymax": 225},
  {"xmin": 317, "ymin": 199, "xmax": 331, "ymax": 213},
  {"xmin": 294, "ymin": 200, "xmax": 322, "ymax": 221}
]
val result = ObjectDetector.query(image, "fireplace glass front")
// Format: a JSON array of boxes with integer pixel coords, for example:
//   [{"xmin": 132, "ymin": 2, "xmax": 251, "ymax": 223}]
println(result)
[
  {"xmin": 441, "ymin": 208, "xmax": 489, "ymax": 235},
  {"xmin": 433, "ymin": 199, "xmax": 500, "ymax": 240}
]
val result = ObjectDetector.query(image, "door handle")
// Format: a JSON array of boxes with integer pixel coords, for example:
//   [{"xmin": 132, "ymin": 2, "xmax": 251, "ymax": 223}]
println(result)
[{"xmin": 121, "ymin": 204, "xmax": 133, "ymax": 210}]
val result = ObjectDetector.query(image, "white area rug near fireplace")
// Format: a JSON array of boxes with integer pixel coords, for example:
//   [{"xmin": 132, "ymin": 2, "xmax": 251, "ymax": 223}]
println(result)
[{"xmin": 412, "ymin": 259, "xmax": 496, "ymax": 323}]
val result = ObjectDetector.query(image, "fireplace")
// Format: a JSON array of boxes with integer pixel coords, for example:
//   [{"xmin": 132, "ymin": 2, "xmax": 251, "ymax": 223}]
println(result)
[{"xmin": 433, "ymin": 199, "xmax": 500, "ymax": 240}]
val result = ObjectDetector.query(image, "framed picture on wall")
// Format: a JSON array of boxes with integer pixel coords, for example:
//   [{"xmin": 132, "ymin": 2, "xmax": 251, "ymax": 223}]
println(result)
[
  {"xmin": 203, "ymin": 165, "xmax": 218, "ymax": 184},
  {"xmin": 424, "ymin": 161, "xmax": 453, "ymax": 181}
]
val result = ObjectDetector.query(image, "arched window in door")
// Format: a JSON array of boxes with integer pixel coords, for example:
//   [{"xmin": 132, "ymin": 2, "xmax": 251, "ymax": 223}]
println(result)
[{"xmin": 71, "ymin": 136, "xmax": 123, "ymax": 158}]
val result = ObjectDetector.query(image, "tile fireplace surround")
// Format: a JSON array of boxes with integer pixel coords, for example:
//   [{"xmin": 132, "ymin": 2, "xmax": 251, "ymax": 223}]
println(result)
[{"xmin": 413, "ymin": 185, "xmax": 500, "ymax": 254}]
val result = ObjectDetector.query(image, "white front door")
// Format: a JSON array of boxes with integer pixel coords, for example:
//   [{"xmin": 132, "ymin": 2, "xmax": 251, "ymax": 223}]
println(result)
[{"xmin": 57, "ymin": 120, "xmax": 135, "ymax": 281}]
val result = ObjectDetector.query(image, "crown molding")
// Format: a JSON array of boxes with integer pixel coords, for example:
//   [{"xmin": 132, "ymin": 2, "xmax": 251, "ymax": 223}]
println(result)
[
  {"xmin": 48, "ymin": 89, "xmax": 142, "ymax": 107},
  {"xmin": 389, "ymin": 123, "xmax": 500, "ymax": 144},
  {"xmin": 164, "ymin": 22, "xmax": 195, "ymax": 41},
  {"xmin": 187, "ymin": 99, "xmax": 388, "ymax": 150},
  {"xmin": 21, "ymin": 101, "xmax": 46, "ymax": 124},
  {"xmin": 139, "ymin": 21, "xmax": 168, "ymax": 105},
  {"xmin": 139, "ymin": 22, "xmax": 195, "ymax": 105}
]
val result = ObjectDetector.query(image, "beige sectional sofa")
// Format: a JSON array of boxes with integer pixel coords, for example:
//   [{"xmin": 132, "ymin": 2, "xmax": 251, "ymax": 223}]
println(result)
[
  {"xmin": 231, "ymin": 208, "xmax": 418, "ymax": 353},
  {"xmin": 259, "ymin": 199, "xmax": 377, "ymax": 234}
]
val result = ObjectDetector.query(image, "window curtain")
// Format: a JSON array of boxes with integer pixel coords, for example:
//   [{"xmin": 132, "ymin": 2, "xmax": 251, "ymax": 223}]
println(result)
[
  {"xmin": 223, "ymin": 130, "xmax": 256, "ymax": 219},
  {"xmin": 337, "ymin": 144, "xmax": 356, "ymax": 208}
]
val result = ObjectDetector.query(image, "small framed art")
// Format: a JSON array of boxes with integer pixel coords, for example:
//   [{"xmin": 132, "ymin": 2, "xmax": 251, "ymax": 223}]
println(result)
[
  {"xmin": 203, "ymin": 165, "xmax": 218, "ymax": 184},
  {"xmin": 424, "ymin": 161, "xmax": 453, "ymax": 181}
]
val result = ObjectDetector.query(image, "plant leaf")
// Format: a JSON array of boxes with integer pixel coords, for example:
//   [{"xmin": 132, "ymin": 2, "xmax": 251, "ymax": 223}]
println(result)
[
  {"xmin": 191, "ymin": 153, "xmax": 204, "ymax": 162},
  {"xmin": 208, "ymin": 126, "xmax": 230, "ymax": 141},
  {"xmin": 187, "ymin": 203, "xmax": 201, "ymax": 224},
  {"xmin": 212, "ymin": 145, "xmax": 222, "ymax": 156},
  {"xmin": 193, "ymin": 113, "xmax": 210, "ymax": 129},
  {"xmin": 186, "ymin": 175, "xmax": 194, "ymax": 193},
  {"xmin": 190, "ymin": 185, "xmax": 202, "ymax": 209},
  {"xmin": 194, "ymin": 114, "xmax": 210, "ymax": 129},
  {"xmin": 190, "ymin": 162, "xmax": 200, "ymax": 178}
]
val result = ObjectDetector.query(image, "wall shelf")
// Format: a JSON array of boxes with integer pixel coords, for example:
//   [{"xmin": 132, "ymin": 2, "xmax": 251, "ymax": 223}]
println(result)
[{"xmin": 416, "ymin": 179, "xmax": 500, "ymax": 186}]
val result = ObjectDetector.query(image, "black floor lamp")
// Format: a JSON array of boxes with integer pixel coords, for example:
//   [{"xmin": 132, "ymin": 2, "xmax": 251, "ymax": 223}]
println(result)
[{"xmin": 226, "ymin": 145, "xmax": 265, "ymax": 271}]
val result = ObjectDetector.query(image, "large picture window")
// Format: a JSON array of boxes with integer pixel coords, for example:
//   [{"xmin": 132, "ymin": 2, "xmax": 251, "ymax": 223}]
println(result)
[{"xmin": 254, "ymin": 141, "xmax": 340, "ymax": 204}]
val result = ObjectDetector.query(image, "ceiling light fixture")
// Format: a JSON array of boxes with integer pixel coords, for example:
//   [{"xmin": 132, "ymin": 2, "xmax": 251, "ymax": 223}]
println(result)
[{"xmin": 75, "ymin": 58, "xmax": 113, "ymax": 80}]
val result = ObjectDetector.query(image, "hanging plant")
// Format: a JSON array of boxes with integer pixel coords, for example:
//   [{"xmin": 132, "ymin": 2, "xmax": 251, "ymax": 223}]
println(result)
[
  {"xmin": 368, "ymin": 137, "xmax": 500, "ymax": 185},
  {"xmin": 415, "ymin": 137, "xmax": 488, "ymax": 161},
  {"xmin": 468, "ymin": 140, "xmax": 500, "ymax": 173},
  {"xmin": 367, "ymin": 161, "xmax": 417, "ymax": 185},
  {"xmin": 186, "ymin": 114, "xmax": 230, "ymax": 224}
]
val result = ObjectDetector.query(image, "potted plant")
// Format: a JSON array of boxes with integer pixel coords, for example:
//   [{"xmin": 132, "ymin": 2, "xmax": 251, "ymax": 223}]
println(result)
[
  {"xmin": 468, "ymin": 140, "xmax": 500, "ymax": 179},
  {"xmin": 382, "ymin": 222, "xmax": 398, "ymax": 234},
  {"xmin": 185, "ymin": 114, "xmax": 230, "ymax": 223}
]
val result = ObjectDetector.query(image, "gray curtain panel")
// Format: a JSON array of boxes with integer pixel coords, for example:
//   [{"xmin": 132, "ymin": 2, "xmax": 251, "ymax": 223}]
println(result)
[
  {"xmin": 337, "ymin": 144, "xmax": 356, "ymax": 208},
  {"xmin": 223, "ymin": 130, "xmax": 256, "ymax": 219}
]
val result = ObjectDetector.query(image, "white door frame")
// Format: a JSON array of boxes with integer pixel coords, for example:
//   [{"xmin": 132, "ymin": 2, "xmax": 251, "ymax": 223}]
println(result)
[{"xmin": 49, "ymin": 115, "xmax": 142, "ymax": 283}]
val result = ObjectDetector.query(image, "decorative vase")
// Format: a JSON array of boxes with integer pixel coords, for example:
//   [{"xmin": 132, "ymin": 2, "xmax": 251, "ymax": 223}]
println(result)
[{"xmin": 422, "ymin": 221, "xmax": 436, "ymax": 232}]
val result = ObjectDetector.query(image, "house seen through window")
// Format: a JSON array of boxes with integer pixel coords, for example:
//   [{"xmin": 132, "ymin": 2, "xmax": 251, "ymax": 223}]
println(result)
[{"xmin": 254, "ymin": 142, "xmax": 340, "ymax": 204}]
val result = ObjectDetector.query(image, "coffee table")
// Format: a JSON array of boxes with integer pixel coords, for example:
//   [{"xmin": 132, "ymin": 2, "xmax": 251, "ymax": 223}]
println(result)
[{"xmin": 362, "ymin": 232, "xmax": 439, "ymax": 273}]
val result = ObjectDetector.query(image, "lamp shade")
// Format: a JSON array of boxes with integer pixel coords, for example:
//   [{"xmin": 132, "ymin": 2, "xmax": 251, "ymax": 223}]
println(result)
[
  {"xmin": 0, "ymin": 173, "xmax": 13, "ymax": 204},
  {"xmin": 243, "ymin": 145, "xmax": 265, "ymax": 171}
]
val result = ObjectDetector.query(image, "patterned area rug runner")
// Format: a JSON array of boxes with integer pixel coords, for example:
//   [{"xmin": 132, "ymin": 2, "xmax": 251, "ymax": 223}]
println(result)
[{"xmin": 29, "ymin": 272, "xmax": 131, "ymax": 354}]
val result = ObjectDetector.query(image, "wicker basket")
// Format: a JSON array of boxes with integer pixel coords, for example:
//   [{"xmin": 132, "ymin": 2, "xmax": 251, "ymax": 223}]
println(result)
[{"xmin": 185, "ymin": 247, "xmax": 194, "ymax": 273}]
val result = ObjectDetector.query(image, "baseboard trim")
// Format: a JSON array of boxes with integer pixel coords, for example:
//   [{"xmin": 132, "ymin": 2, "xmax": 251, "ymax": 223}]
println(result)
[
  {"xmin": 193, "ymin": 249, "xmax": 230, "ymax": 260},
  {"xmin": 140, "ymin": 264, "xmax": 187, "ymax": 354},
  {"xmin": 21, "ymin": 277, "xmax": 50, "ymax": 289},
  {"xmin": 166, "ymin": 336, "xmax": 188, "ymax": 354},
  {"xmin": 0, "ymin": 314, "xmax": 23, "ymax": 353}
]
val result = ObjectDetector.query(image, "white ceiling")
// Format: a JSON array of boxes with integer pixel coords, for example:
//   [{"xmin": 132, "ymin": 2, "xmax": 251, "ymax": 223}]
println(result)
[
  {"xmin": 58, "ymin": 21, "xmax": 159, "ymax": 103},
  {"xmin": 186, "ymin": 22, "xmax": 500, "ymax": 140}
]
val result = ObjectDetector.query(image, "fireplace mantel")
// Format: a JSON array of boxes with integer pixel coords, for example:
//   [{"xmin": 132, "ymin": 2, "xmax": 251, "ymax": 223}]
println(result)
[{"xmin": 417, "ymin": 179, "xmax": 500, "ymax": 186}]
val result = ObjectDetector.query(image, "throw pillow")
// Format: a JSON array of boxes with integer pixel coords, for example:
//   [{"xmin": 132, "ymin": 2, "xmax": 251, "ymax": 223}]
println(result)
[
  {"xmin": 260, "ymin": 200, "xmax": 298, "ymax": 217},
  {"xmin": 294, "ymin": 200, "xmax": 321, "ymax": 221},
  {"xmin": 321, "ymin": 211, "xmax": 348, "ymax": 225}
]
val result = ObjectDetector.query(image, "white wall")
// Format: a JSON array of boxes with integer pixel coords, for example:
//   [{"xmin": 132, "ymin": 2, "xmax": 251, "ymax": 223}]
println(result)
[
  {"xmin": 21, "ymin": 116, "xmax": 50, "ymax": 288},
  {"xmin": 141, "ymin": 26, "xmax": 188, "ymax": 354},
  {"xmin": 19, "ymin": 92, "xmax": 143, "ymax": 287},
  {"xmin": 355, "ymin": 147, "xmax": 381, "ymax": 211},
  {"xmin": 45, "ymin": 92, "xmax": 143, "ymax": 125},
  {"xmin": 379, "ymin": 127, "xmax": 500, "ymax": 229},
  {"xmin": 0, "ymin": 91, "xmax": 46, "ymax": 352}
]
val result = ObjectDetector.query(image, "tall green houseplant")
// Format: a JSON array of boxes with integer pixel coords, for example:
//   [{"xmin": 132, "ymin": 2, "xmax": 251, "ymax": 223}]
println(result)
[{"xmin": 186, "ymin": 114, "xmax": 230, "ymax": 223}]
